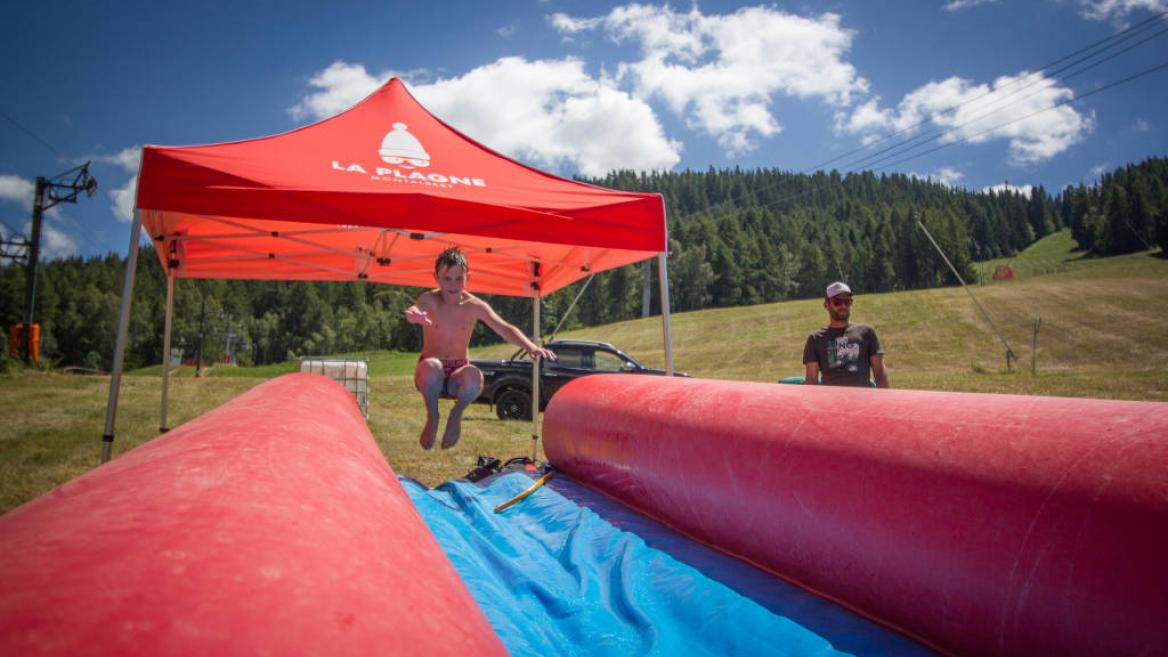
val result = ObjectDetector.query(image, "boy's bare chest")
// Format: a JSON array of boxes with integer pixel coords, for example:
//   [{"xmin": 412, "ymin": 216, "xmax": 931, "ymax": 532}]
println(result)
[{"xmin": 431, "ymin": 303, "xmax": 476, "ymax": 332}]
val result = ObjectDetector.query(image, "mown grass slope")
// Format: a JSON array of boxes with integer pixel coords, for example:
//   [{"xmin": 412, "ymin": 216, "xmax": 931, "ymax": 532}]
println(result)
[{"xmin": 2, "ymin": 232, "xmax": 1164, "ymax": 512}]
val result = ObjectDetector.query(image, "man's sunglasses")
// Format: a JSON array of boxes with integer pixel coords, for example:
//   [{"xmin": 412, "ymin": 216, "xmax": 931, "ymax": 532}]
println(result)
[{"xmin": 829, "ymin": 297, "xmax": 853, "ymax": 307}]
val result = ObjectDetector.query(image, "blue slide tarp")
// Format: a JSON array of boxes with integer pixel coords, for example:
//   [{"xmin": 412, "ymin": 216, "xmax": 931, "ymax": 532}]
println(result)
[{"xmin": 401, "ymin": 471, "xmax": 936, "ymax": 657}]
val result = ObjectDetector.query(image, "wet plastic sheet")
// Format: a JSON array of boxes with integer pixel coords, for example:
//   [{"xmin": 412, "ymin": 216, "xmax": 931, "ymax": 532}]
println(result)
[{"xmin": 401, "ymin": 472, "xmax": 936, "ymax": 657}]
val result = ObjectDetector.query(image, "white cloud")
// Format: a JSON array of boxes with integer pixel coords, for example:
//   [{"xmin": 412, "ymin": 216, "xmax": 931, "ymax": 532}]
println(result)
[
  {"xmin": 1090, "ymin": 162, "xmax": 1111, "ymax": 176},
  {"xmin": 1, "ymin": 218, "xmax": 80, "ymax": 259},
  {"xmin": 839, "ymin": 71, "xmax": 1094, "ymax": 166},
  {"xmin": 1077, "ymin": 0, "xmax": 1168, "ymax": 25},
  {"xmin": 983, "ymin": 182, "xmax": 1034, "ymax": 196},
  {"xmin": 554, "ymin": 4, "xmax": 868, "ymax": 156},
  {"xmin": 943, "ymin": 0, "xmax": 998, "ymax": 12},
  {"xmin": 911, "ymin": 166, "xmax": 965, "ymax": 186},
  {"xmin": 497, "ymin": 24, "xmax": 517, "ymax": 38},
  {"xmin": 98, "ymin": 146, "xmax": 142, "ymax": 173},
  {"xmin": 94, "ymin": 146, "xmax": 144, "ymax": 222},
  {"xmin": 936, "ymin": 166, "xmax": 965, "ymax": 186},
  {"xmin": 289, "ymin": 61, "xmax": 386, "ymax": 122},
  {"xmin": 39, "ymin": 222, "xmax": 78, "ymax": 258},
  {"xmin": 1132, "ymin": 118, "xmax": 1150, "ymax": 132},
  {"xmin": 0, "ymin": 176, "xmax": 78, "ymax": 257},
  {"xmin": 0, "ymin": 220, "xmax": 77, "ymax": 258},
  {"xmin": 294, "ymin": 5, "xmax": 866, "ymax": 169},
  {"xmin": 415, "ymin": 57, "xmax": 680, "ymax": 176},
  {"xmin": 292, "ymin": 57, "xmax": 680, "ymax": 176},
  {"xmin": 0, "ymin": 175, "xmax": 36, "ymax": 209},
  {"xmin": 0, "ymin": 174, "xmax": 68, "ymax": 223},
  {"xmin": 549, "ymin": 13, "xmax": 602, "ymax": 33},
  {"xmin": 111, "ymin": 174, "xmax": 137, "ymax": 223}
]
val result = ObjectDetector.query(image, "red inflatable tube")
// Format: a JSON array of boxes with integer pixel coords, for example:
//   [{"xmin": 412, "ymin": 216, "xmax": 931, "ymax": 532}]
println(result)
[
  {"xmin": 543, "ymin": 375, "xmax": 1168, "ymax": 657},
  {"xmin": 0, "ymin": 373, "xmax": 507, "ymax": 657}
]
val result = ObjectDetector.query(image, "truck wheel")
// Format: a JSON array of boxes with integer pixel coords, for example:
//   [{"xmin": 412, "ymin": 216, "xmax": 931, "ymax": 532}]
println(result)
[{"xmin": 495, "ymin": 389, "xmax": 532, "ymax": 421}]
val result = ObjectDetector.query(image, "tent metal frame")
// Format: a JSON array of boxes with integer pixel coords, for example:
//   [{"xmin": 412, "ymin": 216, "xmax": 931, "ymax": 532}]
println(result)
[{"xmin": 157, "ymin": 216, "xmax": 608, "ymax": 290}]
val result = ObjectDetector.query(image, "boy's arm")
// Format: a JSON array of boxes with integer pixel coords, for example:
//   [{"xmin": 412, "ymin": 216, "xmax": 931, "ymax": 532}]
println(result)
[
  {"xmin": 404, "ymin": 293, "xmax": 434, "ymax": 326},
  {"xmin": 476, "ymin": 301, "xmax": 557, "ymax": 361}
]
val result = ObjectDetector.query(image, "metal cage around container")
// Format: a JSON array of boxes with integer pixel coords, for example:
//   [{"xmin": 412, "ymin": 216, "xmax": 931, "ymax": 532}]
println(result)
[{"xmin": 298, "ymin": 357, "xmax": 369, "ymax": 418}]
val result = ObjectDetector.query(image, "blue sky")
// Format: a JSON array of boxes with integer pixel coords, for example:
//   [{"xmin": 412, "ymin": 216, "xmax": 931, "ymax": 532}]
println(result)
[{"xmin": 1, "ymin": 0, "xmax": 1166, "ymax": 259}]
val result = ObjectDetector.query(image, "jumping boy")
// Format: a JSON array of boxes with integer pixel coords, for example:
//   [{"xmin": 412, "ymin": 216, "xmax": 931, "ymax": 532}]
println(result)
[{"xmin": 405, "ymin": 247, "xmax": 556, "ymax": 450}]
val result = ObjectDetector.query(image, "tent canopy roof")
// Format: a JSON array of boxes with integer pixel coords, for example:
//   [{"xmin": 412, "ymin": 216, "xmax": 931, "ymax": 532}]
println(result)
[{"xmin": 135, "ymin": 78, "xmax": 666, "ymax": 297}]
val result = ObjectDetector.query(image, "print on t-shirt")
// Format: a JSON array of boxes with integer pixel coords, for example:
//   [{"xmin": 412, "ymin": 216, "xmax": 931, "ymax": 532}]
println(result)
[
  {"xmin": 804, "ymin": 323, "xmax": 881, "ymax": 387},
  {"xmin": 830, "ymin": 337, "xmax": 861, "ymax": 372}
]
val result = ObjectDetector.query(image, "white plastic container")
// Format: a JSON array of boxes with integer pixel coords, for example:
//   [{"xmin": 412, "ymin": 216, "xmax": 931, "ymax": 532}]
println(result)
[{"xmin": 299, "ymin": 358, "xmax": 369, "ymax": 418}]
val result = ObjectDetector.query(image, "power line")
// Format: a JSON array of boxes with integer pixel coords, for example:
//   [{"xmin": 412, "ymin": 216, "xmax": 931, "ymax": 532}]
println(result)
[
  {"xmin": 1, "ymin": 218, "xmax": 25, "ymax": 237},
  {"xmin": 0, "ymin": 107, "xmax": 64, "ymax": 158},
  {"xmin": 807, "ymin": 12, "xmax": 1168, "ymax": 174},
  {"xmin": 872, "ymin": 61, "xmax": 1168, "ymax": 173},
  {"xmin": 1, "ymin": 103, "xmax": 124, "ymax": 253},
  {"xmin": 838, "ymin": 23, "xmax": 1168, "ymax": 173}
]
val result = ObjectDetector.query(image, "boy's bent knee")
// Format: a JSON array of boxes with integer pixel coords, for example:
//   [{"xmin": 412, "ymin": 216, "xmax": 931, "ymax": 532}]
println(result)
[
  {"xmin": 457, "ymin": 362, "xmax": 482, "ymax": 378},
  {"xmin": 415, "ymin": 358, "xmax": 444, "ymax": 389},
  {"xmin": 450, "ymin": 366, "xmax": 483, "ymax": 400},
  {"xmin": 415, "ymin": 358, "xmax": 443, "ymax": 376}
]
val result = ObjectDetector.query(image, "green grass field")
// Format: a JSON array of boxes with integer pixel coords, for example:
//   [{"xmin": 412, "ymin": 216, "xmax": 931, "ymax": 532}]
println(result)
[{"xmin": 2, "ymin": 232, "xmax": 1165, "ymax": 514}]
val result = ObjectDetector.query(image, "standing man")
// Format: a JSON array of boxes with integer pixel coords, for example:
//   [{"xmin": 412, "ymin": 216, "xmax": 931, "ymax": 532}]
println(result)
[
  {"xmin": 802, "ymin": 281, "xmax": 890, "ymax": 388},
  {"xmin": 405, "ymin": 247, "xmax": 556, "ymax": 450}
]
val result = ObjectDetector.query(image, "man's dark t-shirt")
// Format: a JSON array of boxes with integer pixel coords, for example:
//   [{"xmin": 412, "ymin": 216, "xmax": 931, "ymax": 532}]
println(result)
[{"xmin": 802, "ymin": 323, "xmax": 883, "ymax": 387}]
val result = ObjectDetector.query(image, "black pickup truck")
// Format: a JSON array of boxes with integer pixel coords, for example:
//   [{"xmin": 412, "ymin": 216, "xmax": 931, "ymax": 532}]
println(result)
[{"xmin": 471, "ymin": 339, "xmax": 686, "ymax": 420}]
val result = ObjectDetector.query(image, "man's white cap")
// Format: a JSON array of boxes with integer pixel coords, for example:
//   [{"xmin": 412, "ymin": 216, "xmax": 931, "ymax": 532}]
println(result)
[{"xmin": 825, "ymin": 281, "xmax": 853, "ymax": 299}]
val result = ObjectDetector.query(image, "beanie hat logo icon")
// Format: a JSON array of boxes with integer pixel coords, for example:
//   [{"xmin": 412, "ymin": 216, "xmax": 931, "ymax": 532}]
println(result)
[{"xmin": 379, "ymin": 122, "xmax": 430, "ymax": 169}]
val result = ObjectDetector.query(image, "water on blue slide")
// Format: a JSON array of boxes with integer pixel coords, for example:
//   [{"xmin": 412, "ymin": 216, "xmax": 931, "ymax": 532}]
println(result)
[{"xmin": 401, "ymin": 471, "xmax": 935, "ymax": 657}]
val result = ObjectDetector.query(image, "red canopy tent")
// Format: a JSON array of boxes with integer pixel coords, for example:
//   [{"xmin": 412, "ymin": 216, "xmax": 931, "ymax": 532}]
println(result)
[{"xmin": 102, "ymin": 78, "xmax": 675, "ymax": 462}]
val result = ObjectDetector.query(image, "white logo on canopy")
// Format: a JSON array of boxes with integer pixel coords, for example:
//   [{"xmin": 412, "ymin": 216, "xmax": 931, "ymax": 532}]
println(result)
[
  {"xmin": 329, "ymin": 119, "xmax": 486, "ymax": 189},
  {"xmin": 379, "ymin": 123, "xmax": 430, "ymax": 169}
]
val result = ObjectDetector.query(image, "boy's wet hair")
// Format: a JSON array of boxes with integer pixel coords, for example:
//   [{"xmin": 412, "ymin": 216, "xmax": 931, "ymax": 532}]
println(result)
[{"xmin": 434, "ymin": 247, "xmax": 469, "ymax": 275}]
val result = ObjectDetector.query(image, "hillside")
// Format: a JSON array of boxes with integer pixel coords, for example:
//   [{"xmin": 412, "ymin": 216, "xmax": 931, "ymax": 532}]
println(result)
[
  {"xmin": 2, "ymin": 235, "xmax": 1165, "ymax": 512},
  {"xmin": 478, "ymin": 231, "xmax": 1168, "ymax": 400}
]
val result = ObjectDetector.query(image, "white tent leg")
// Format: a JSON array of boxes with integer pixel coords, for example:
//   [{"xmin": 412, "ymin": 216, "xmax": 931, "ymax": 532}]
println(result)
[
  {"xmin": 530, "ymin": 296, "xmax": 541, "ymax": 462},
  {"xmin": 160, "ymin": 269, "xmax": 175, "ymax": 433},
  {"xmin": 102, "ymin": 208, "xmax": 144, "ymax": 464},
  {"xmin": 657, "ymin": 252, "xmax": 675, "ymax": 375}
]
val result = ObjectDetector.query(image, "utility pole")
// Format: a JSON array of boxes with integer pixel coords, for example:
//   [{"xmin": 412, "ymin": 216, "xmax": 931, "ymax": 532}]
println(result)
[
  {"xmin": 196, "ymin": 299, "xmax": 206, "ymax": 377},
  {"xmin": 23, "ymin": 178, "xmax": 46, "ymax": 363},
  {"xmin": 1032, "ymin": 316, "xmax": 1042, "ymax": 375},
  {"xmin": 16, "ymin": 163, "xmax": 98, "ymax": 364},
  {"xmin": 642, "ymin": 260, "xmax": 651, "ymax": 318},
  {"xmin": 224, "ymin": 314, "xmax": 236, "ymax": 364},
  {"xmin": 0, "ymin": 228, "xmax": 30, "ymax": 263},
  {"xmin": 0, "ymin": 227, "xmax": 31, "ymax": 267}
]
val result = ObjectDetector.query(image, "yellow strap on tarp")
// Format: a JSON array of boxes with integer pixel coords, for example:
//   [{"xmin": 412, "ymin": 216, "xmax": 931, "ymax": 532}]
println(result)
[{"xmin": 494, "ymin": 471, "xmax": 555, "ymax": 513}]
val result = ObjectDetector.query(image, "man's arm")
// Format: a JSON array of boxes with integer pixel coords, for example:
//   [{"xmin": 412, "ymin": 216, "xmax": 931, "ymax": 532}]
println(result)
[
  {"xmin": 803, "ymin": 362, "xmax": 820, "ymax": 385},
  {"xmin": 476, "ymin": 300, "xmax": 557, "ymax": 361},
  {"xmin": 870, "ymin": 354, "xmax": 890, "ymax": 388},
  {"xmin": 867, "ymin": 327, "xmax": 889, "ymax": 388},
  {"xmin": 801, "ymin": 335, "xmax": 819, "ymax": 384}
]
